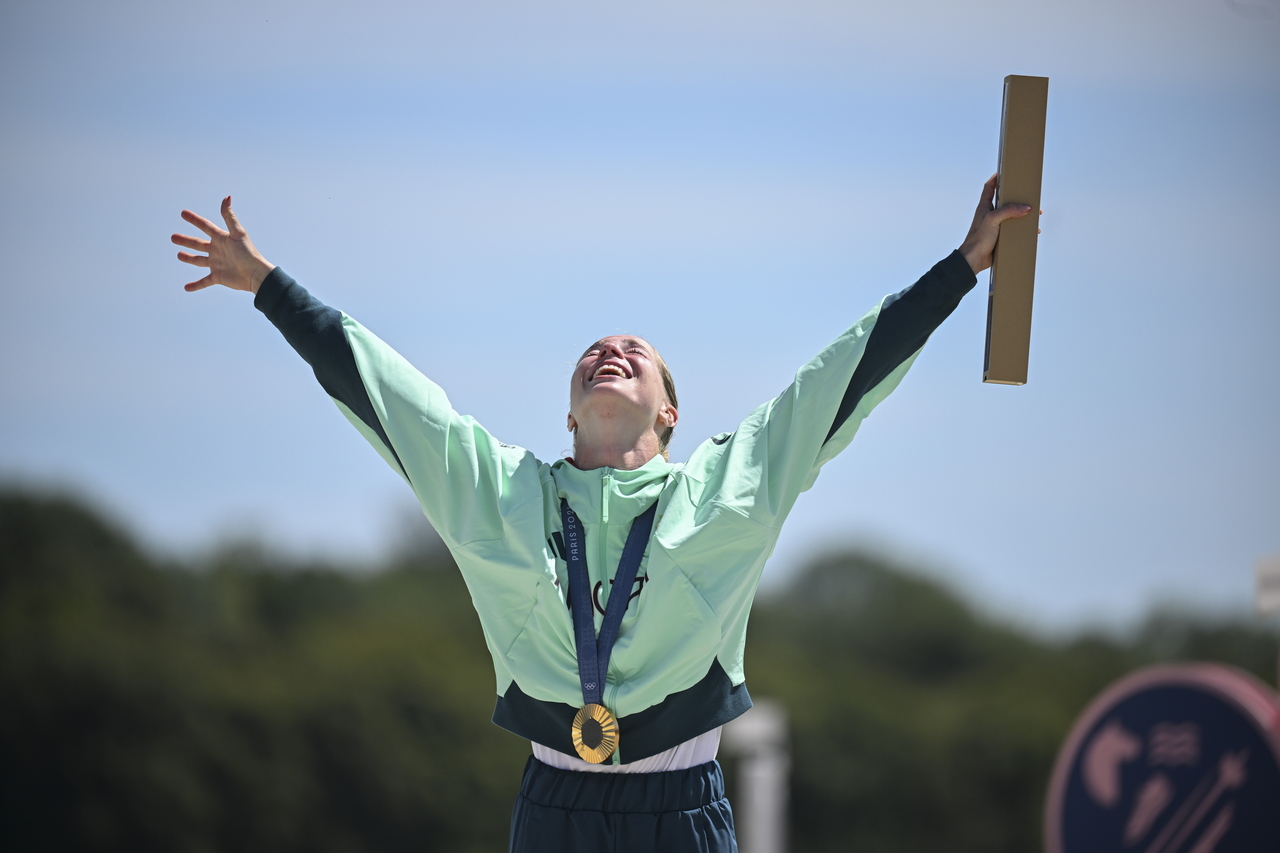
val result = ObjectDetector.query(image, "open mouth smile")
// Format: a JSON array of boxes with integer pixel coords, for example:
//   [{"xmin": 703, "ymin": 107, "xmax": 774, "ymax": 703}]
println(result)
[{"xmin": 591, "ymin": 362, "xmax": 631, "ymax": 381}]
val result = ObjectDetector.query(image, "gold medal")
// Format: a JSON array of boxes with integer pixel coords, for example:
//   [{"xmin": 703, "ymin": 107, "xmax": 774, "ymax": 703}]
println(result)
[{"xmin": 571, "ymin": 703, "xmax": 619, "ymax": 764}]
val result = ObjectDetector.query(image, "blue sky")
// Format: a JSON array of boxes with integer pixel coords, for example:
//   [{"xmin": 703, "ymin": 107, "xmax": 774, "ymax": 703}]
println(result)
[{"xmin": 2, "ymin": 0, "xmax": 1277, "ymax": 631}]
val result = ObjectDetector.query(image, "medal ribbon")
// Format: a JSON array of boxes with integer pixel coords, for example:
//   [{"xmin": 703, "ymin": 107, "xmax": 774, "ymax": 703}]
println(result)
[{"xmin": 560, "ymin": 498, "xmax": 657, "ymax": 707}]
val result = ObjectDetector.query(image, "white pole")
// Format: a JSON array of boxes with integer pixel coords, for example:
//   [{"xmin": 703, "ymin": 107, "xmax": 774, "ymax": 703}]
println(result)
[
  {"xmin": 1255, "ymin": 554, "xmax": 1280, "ymax": 618},
  {"xmin": 722, "ymin": 698, "xmax": 790, "ymax": 853},
  {"xmin": 1256, "ymin": 553, "xmax": 1280, "ymax": 687}
]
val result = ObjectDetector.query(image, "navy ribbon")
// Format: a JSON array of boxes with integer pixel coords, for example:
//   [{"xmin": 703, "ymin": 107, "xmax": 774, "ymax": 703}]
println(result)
[{"xmin": 560, "ymin": 499, "xmax": 657, "ymax": 707}]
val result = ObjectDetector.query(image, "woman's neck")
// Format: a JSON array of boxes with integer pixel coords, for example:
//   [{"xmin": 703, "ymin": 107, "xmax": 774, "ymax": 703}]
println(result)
[{"xmin": 570, "ymin": 432, "xmax": 662, "ymax": 471}]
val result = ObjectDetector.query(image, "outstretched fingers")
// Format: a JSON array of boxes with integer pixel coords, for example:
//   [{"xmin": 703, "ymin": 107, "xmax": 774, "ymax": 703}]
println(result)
[
  {"xmin": 184, "ymin": 273, "xmax": 216, "ymax": 292},
  {"xmin": 221, "ymin": 195, "xmax": 247, "ymax": 237},
  {"xmin": 174, "ymin": 197, "xmax": 273, "ymax": 294},
  {"xmin": 181, "ymin": 208, "xmax": 227, "ymax": 238},
  {"xmin": 176, "ymin": 251, "xmax": 210, "ymax": 267},
  {"xmin": 171, "ymin": 232, "xmax": 211, "ymax": 252}
]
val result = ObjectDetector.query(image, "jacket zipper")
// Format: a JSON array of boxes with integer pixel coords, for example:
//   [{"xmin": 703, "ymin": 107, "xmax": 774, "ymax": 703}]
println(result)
[
  {"xmin": 598, "ymin": 470, "xmax": 611, "ymax": 588},
  {"xmin": 600, "ymin": 469, "xmax": 611, "ymax": 525},
  {"xmin": 600, "ymin": 470, "xmax": 616, "ymax": 712}
]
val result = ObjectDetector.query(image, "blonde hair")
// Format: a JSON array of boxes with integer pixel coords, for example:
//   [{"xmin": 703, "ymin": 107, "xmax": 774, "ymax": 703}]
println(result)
[{"xmin": 652, "ymin": 346, "xmax": 678, "ymax": 460}]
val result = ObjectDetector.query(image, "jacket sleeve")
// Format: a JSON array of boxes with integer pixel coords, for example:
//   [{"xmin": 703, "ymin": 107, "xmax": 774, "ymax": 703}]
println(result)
[
  {"xmin": 254, "ymin": 267, "xmax": 545, "ymax": 549},
  {"xmin": 683, "ymin": 250, "xmax": 977, "ymax": 527}
]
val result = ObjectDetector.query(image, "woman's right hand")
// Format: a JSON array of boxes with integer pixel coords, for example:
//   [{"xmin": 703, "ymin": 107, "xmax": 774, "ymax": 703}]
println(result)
[
  {"xmin": 172, "ymin": 196, "xmax": 275, "ymax": 294},
  {"xmin": 958, "ymin": 174, "xmax": 1037, "ymax": 275}
]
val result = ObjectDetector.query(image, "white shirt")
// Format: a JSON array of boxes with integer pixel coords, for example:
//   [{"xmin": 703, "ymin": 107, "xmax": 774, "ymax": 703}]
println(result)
[{"xmin": 532, "ymin": 727, "xmax": 722, "ymax": 774}]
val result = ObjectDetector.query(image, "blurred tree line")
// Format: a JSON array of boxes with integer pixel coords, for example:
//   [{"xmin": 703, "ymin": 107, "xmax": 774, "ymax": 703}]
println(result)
[{"xmin": 2, "ymin": 489, "xmax": 1276, "ymax": 853}]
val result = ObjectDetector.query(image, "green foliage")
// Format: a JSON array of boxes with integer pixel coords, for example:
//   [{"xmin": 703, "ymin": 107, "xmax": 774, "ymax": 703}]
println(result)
[
  {"xmin": 2, "ymin": 489, "xmax": 1276, "ymax": 852},
  {"xmin": 1, "ymin": 492, "xmax": 525, "ymax": 853}
]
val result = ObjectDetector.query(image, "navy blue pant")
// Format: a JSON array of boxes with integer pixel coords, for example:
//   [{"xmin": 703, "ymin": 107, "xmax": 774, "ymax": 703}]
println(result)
[{"xmin": 508, "ymin": 756, "xmax": 738, "ymax": 852}]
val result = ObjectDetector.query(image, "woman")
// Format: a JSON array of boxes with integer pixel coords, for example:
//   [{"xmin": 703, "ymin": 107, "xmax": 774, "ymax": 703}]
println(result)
[{"xmin": 172, "ymin": 178, "xmax": 1031, "ymax": 852}]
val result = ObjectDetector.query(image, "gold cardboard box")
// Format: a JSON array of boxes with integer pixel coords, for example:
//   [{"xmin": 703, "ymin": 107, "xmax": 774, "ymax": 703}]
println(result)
[{"xmin": 984, "ymin": 75, "xmax": 1048, "ymax": 385}]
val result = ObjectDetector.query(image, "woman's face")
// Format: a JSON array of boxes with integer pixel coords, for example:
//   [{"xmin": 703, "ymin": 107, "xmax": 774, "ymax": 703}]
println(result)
[{"xmin": 568, "ymin": 335, "xmax": 673, "ymax": 436}]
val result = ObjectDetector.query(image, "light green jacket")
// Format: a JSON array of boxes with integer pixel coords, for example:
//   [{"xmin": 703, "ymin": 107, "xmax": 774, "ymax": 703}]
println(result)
[{"xmin": 254, "ymin": 251, "xmax": 975, "ymax": 759}]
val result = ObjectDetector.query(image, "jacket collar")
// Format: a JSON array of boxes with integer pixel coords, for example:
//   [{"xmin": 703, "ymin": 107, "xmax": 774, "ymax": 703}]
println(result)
[{"xmin": 550, "ymin": 453, "xmax": 675, "ymax": 524}]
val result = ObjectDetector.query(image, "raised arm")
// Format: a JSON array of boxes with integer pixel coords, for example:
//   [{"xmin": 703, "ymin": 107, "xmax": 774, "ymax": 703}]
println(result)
[
  {"xmin": 685, "ymin": 177, "xmax": 1034, "ymax": 525},
  {"xmin": 170, "ymin": 199, "xmax": 548, "ymax": 551},
  {"xmin": 827, "ymin": 175, "xmax": 1033, "ymax": 440},
  {"xmin": 173, "ymin": 198, "xmax": 398, "ymax": 471}
]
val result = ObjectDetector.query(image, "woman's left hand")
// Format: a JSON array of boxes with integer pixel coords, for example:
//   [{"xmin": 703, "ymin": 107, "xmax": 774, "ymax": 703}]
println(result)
[{"xmin": 958, "ymin": 174, "xmax": 1040, "ymax": 274}]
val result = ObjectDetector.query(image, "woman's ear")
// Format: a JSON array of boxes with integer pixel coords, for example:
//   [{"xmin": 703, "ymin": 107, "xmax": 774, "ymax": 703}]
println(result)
[
  {"xmin": 567, "ymin": 412, "xmax": 577, "ymax": 433},
  {"xmin": 659, "ymin": 404, "xmax": 678, "ymax": 429}
]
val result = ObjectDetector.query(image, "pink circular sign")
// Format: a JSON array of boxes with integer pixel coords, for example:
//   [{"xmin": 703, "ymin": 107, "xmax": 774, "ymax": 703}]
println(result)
[{"xmin": 1045, "ymin": 663, "xmax": 1280, "ymax": 853}]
